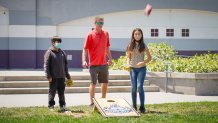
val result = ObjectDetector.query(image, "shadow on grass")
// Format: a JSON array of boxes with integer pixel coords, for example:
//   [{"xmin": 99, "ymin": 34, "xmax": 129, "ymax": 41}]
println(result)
[
  {"xmin": 57, "ymin": 109, "xmax": 85, "ymax": 113},
  {"xmin": 57, "ymin": 109, "xmax": 89, "ymax": 118},
  {"xmin": 70, "ymin": 109, "xmax": 85, "ymax": 113},
  {"xmin": 145, "ymin": 110, "xmax": 167, "ymax": 115}
]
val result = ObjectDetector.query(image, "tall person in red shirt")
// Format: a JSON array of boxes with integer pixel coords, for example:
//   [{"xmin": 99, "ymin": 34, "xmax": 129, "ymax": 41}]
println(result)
[{"xmin": 82, "ymin": 16, "xmax": 112, "ymax": 107}]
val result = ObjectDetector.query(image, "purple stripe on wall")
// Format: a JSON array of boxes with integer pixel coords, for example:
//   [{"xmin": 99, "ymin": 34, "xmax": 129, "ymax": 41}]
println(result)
[
  {"xmin": 0, "ymin": 50, "xmax": 9, "ymax": 69},
  {"xmin": 64, "ymin": 50, "xmax": 82, "ymax": 68},
  {"xmin": 1, "ymin": 50, "xmax": 217, "ymax": 69},
  {"xmin": 36, "ymin": 50, "xmax": 83, "ymax": 68},
  {"xmin": 36, "ymin": 50, "xmax": 126, "ymax": 68},
  {"xmin": 36, "ymin": 50, "xmax": 45, "ymax": 68},
  {"xmin": 111, "ymin": 51, "xmax": 126, "ymax": 59},
  {"xmin": 9, "ymin": 50, "xmax": 36, "ymax": 68}
]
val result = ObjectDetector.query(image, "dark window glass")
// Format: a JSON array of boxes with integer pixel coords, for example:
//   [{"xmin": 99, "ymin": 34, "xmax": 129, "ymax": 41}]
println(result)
[
  {"xmin": 182, "ymin": 29, "xmax": 189, "ymax": 37},
  {"xmin": 151, "ymin": 29, "xmax": 159, "ymax": 37},
  {"xmin": 166, "ymin": 29, "xmax": 174, "ymax": 37}
]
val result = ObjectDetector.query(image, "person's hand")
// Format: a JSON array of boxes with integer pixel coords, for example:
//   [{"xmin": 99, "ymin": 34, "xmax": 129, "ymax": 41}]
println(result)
[
  {"xmin": 107, "ymin": 59, "xmax": 112, "ymax": 66},
  {"xmin": 48, "ymin": 77, "xmax": 52, "ymax": 83},
  {"xmin": 137, "ymin": 62, "xmax": 145, "ymax": 67},
  {"xmin": 123, "ymin": 64, "xmax": 131, "ymax": 72},
  {"xmin": 65, "ymin": 79, "xmax": 73, "ymax": 87},
  {"xmin": 82, "ymin": 61, "xmax": 88, "ymax": 68}
]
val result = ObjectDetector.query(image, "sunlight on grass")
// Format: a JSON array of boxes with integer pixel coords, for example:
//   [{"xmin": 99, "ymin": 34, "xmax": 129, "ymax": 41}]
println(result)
[{"xmin": 0, "ymin": 102, "xmax": 217, "ymax": 123}]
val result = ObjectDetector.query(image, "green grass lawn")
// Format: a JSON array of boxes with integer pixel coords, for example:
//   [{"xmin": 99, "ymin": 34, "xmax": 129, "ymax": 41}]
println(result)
[{"xmin": 0, "ymin": 102, "xmax": 217, "ymax": 123}]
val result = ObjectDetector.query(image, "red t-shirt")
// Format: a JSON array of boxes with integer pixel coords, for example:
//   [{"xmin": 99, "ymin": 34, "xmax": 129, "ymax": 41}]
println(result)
[{"xmin": 84, "ymin": 29, "xmax": 110, "ymax": 66}]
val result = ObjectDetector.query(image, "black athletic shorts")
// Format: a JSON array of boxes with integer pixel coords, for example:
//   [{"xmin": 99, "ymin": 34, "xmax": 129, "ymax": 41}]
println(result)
[{"xmin": 89, "ymin": 65, "xmax": 109, "ymax": 84}]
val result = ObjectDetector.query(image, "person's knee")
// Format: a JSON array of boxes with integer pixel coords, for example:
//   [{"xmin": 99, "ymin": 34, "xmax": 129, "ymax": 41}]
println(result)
[
  {"xmin": 49, "ymin": 90, "xmax": 56, "ymax": 95},
  {"xmin": 90, "ymin": 83, "xmax": 96, "ymax": 88},
  {"xmin": 132, "ymin": 86, "xmax": 137, "ymax": 92},
  {"xmin": 101, "ymin": 83, "xmax": 108, "ymax": 86},
  {"xmin": 137, "ymin": 85, "xmax": 144, "ymax": 92}
]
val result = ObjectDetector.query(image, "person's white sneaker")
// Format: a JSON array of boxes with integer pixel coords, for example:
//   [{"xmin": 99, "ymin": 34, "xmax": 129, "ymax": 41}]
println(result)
[
  {"xmin": 90, "ymin": 103, "xmax": 97, "ymax": 112},
  {"xmin": 49, "ymin": 106, "xmax": 54, "ymax": 112}
]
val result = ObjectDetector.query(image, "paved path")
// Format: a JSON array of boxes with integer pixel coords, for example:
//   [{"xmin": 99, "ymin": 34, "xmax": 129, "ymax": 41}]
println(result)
[{"xmin": 0, "ymin": 92, "xmax": 218, "ymax": 107}]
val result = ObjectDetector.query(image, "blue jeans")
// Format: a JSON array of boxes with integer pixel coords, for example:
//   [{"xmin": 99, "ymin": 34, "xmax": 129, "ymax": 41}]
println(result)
[{"xmin": 130, "ymin": 66, "xmax": 146, "ymax": 110}]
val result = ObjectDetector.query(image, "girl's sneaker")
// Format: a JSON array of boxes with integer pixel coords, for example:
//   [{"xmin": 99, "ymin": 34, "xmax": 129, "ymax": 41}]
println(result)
[
  {"xmin": 139, "ymin": 107, "xmax": 145, "ymax": 113},
  {"xmin": 133, "ymin": 105, "xmax": 137, "ymax": 111}
]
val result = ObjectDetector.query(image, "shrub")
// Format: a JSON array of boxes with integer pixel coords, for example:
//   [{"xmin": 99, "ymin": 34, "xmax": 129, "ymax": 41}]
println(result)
[
  {"xmin": 172, "ymin": 52, "xmax": 218, "ymax": 73},
  {"xmin": 110, "ymin": 56, "xmax": 127, "ymax": 70},
  {"xmin": 148, "ymin": 43, "xmax": 177, "ymax": 60},
  {"xmin": 110, "ymin": 43, "xmax": 218, "ymax": 73}
]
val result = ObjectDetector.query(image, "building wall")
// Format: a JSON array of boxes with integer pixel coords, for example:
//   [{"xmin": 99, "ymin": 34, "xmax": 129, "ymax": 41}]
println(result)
[
  {"xmin": 0, "ymin": 5, "xmax": 9, "ymax": 68},
  {"xmin": 0, "ymin": 0, "xmax": 218, "ymax": 68}
]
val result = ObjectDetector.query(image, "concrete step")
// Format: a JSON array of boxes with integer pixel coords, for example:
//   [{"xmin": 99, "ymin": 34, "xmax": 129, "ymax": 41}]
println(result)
[
  {"xmin": 0, "ymin": 80, "xmax": 150, "ymax": 88},
  {"xmin": 0, "ymin": 74, "xmax": 131, "ymax": 81},
  {"xmin": 0, "ymin": 86, "xmax": 160, "ymax": 94}
]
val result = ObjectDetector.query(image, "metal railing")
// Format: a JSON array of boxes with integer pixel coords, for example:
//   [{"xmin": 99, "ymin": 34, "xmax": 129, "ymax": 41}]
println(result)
[{"xmin": 152, "ymin": 56, "xmax": 174, "ymax": 93}]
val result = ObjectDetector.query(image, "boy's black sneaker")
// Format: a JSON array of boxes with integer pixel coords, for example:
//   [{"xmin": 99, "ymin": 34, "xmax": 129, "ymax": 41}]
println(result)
[{"xmin": 60, "ymin": 105, "xmax": 68, "ymax": 113}]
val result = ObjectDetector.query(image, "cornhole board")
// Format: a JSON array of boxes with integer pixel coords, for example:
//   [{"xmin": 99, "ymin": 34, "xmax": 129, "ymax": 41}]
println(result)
[{"xmin": 93, "ymin": 98, "xmax": 140, "ymax": 117}]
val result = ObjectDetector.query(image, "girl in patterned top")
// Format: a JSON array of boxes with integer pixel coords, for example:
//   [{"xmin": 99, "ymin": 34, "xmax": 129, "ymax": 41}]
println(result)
[{"xmin": 127, "ymin": 28, "xmax": 151, "ymax": 113}]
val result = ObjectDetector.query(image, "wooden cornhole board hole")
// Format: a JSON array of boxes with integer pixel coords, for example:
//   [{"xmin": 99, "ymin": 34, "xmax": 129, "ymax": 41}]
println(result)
[{"xmin": 93, "ymin": 98, "xmax": 140, "ymax": 117}]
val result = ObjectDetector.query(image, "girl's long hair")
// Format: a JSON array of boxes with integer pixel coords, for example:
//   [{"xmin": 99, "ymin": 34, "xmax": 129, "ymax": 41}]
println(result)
[{"xmin": 127, "ymin": 28, "xmax": 145, "ymax": 53}]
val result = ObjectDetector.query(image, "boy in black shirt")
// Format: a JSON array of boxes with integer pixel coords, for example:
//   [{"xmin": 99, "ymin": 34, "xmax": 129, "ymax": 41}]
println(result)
[{"xmin": 44, "ymin": 36, "xmax": 71, "ymax": 112}]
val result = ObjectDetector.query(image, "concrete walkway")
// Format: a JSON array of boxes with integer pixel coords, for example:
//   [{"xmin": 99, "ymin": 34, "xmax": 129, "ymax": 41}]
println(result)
[{"xmin": 0, "ymin": 92, "xmax": 218, "ymax": 107}]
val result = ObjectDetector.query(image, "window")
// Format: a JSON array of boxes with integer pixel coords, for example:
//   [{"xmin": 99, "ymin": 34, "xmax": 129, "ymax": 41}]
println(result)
[
  {"xmin": 182, "ymin": 29, "xmax": 189, "ymax": 37},
  {"xmin": 151, "ymin": 29, "xmax": 158, "ymax": 37},
  {"xmin": 166, "ymin": 29, "xmax": 174, "ymax": 37}
]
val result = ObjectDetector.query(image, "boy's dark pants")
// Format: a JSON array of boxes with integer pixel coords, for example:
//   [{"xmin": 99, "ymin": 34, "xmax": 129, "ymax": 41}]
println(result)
[{"xmin": 48, "ymin": 78, "xmax": 66, "ymax": 107}]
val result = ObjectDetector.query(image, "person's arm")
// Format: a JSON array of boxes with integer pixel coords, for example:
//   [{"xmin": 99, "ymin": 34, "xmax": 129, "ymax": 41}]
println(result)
[
  {"xmin": 63, "ymin": 51, "xmax": 71, "ymax": 80},
  {"xmin": 126, "ymin": 45, "xmax": 131, "ymax": 65},
  {"xmin": 82, "ymin": 33, "xmax": 92, "ymax": 68},
  {"xmin": 143, "ymin": 47, "xmax": 152, "ymax": 64},
  {"xmin": 82, "ymin": 48, "xmax": 88, "ymax": 68},
  {"xmin": 137, "ymin": 47, "xmax": 152, "ymax": 67},
  {"xmin": 44, "ymin": 50, "xmax": 52, "ymax": 82},
  {"xmin": 106, "ymin": 32, "xmax": 112, "ymax": 65},
  {"xmin": 106, "ymin": 47, "xmax": 112, "ymax": 65}
]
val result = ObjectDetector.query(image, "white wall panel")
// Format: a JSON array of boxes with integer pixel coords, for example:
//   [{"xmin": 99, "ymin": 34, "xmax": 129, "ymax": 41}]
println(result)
[
  {"xmin": 37, "ymin": 26, "xmax": 56, "ymax": 38},
  {"xmin": 59, "ymin": 9, "xmax": 218, "ymax": 39},
  {"xmin": 57, "ymin": 26, "xmax": 91, "ymax": 38},
  {"xmin": 9, "ymin": 25, "xmax": 36, "ymax": 37}
]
